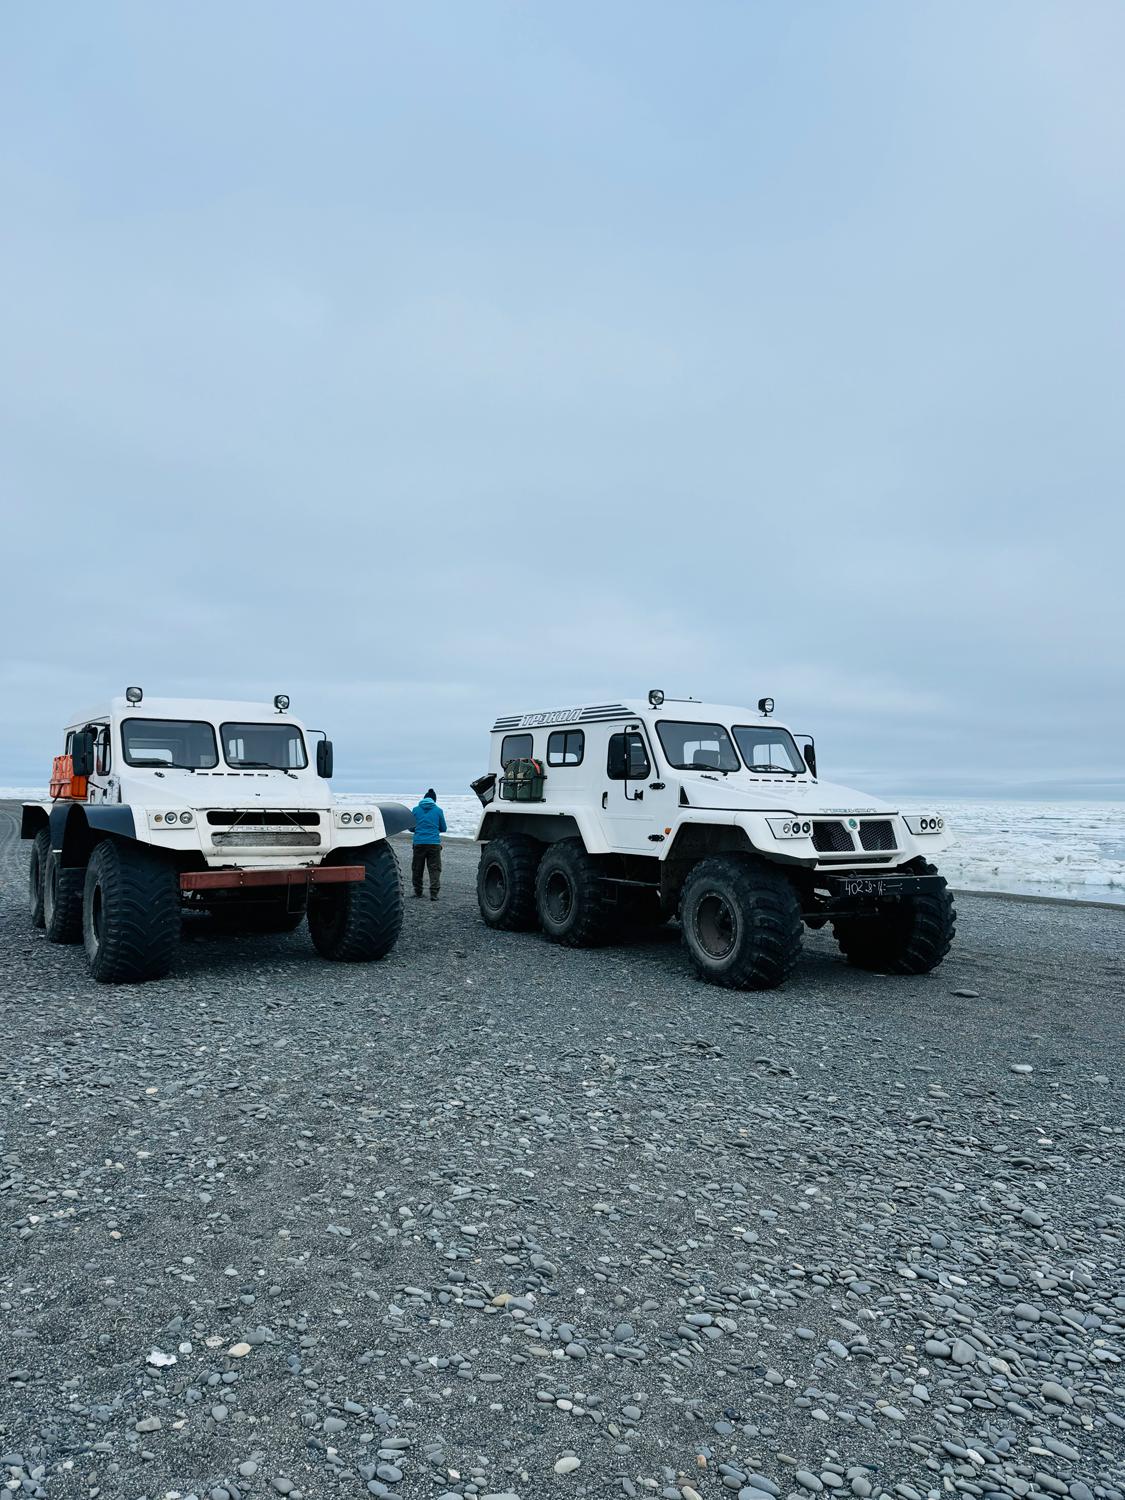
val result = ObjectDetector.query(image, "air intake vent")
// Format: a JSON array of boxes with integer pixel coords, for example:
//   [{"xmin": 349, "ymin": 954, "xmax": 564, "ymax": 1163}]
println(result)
[
  {"xmin": 859, "ymin": 819, "xmax": 896, "ymax": 851},
  {"xmin": 812, "ymin": 820, "xmax": 854, "ymax": 853}
]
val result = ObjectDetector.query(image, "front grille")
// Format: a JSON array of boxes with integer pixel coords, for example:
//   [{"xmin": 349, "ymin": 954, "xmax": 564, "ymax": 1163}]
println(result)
[
  {"xmin": 211, "ymin": 830, "xmax": 321, "ymax": 848},
  {"xmin": 206, "ymin": 810, "xmax": 320, "ymax": 827},
  {"xmin": 812, "ymin": 820, "xmax": 854, "ymax": 853},
  {"xmin": 859, "ymin": 819, "xmax": 896, "ymax": 851}
]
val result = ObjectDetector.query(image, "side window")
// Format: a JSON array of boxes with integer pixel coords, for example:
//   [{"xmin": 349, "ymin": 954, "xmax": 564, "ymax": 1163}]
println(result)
[
  {"xmin": 501, "ymin": 733, "xmax": 534, "ymax": 765},
  {"xmin": 95, "ymin": 725, "xmax": 111, "ymax": 776},
  {"xmin": 607, "ymin": 731, "xmax": 650, "ymax": 780},
  {"xmin": 547, "ymin": 729, "xmax": 584, "ymax": 766}
]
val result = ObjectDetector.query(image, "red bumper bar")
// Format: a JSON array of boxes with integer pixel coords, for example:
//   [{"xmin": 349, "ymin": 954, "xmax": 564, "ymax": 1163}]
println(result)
[{"xmin": 180, "ymin": 865, "xmax": 365, "ymax": 892}]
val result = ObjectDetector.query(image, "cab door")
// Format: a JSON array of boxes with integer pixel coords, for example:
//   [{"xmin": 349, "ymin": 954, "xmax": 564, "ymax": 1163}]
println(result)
[{"xmin": 600, "ymin": 723, "xmax": 678, "ymax": 853}]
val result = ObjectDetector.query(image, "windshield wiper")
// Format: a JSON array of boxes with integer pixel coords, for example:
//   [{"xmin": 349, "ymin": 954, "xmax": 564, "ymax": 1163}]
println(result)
[
  {"xmin": 749, "ymin": 763, "xmax": 798, "ymax": 775},
  {"xmin": 228, "ymin": 758, "xmax": 297, "ymax": 778},
  {"xmin": 130, "ymin": 759, "xmax": 196, "ymax": 771}
]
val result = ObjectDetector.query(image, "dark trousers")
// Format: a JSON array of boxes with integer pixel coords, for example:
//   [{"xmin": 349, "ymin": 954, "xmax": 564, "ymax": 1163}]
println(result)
[{"xmin": 412, "ymin": 844, "xmax": 442, "ymax": 896}]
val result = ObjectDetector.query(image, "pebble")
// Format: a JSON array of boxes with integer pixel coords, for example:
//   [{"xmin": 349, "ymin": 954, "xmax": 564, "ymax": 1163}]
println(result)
[
  {"xmin": 554, "ymin": 1456, "xmax": 581, "ymax": 1475},
  {"xmin": 228, "ymin": 1342, "xmax": 252, "ymax": 1357}
]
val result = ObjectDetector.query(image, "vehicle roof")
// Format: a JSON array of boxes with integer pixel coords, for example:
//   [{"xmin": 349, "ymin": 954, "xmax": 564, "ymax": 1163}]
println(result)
[
  {"xmin": 492, "ymin": 699, "xmax": 790, "ymax": 732},
  {"xmin": 66, "ymin": 697, "xmax": 302, "ymax": 727}
]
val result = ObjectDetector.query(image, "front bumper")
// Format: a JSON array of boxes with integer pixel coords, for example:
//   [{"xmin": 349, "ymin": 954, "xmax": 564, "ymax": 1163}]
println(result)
[
  {"xmin": 818, "ymin": 871, "xmax": 946, "ymax": 911},
  {"xmin": 180, "ymin": 865, "xmax": 365, "ymax": 892}
]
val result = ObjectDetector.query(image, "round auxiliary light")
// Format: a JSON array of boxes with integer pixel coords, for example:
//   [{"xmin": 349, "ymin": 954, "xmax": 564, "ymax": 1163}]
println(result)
[
  {"xmin": 274, "ymin": 693, "xmax": 290, "ymax": 712},
  {"xmin": 154, "ymin": 813, "xmax": 163, "ymax": 823},
  {"xmin": 126, "ymin": 685, "xmax": 143, "ymax": 704},
  {"xmin": 341, "ymin": 812, "xmax": 352, "ymax": 824},
  {"xmin": 937, "ymin": 817, "xmax": 944, "ymax": 829},
  {"xmin": 181, "ymin": 811, "xmax": 193, "ymax": 824},
  {"xmin": 648, "ymin": 688, "xmax": 665, "ymax": 707},
  {"xmin": 802, "ymin": 821, "xmax": 811, "ymax": 834}
]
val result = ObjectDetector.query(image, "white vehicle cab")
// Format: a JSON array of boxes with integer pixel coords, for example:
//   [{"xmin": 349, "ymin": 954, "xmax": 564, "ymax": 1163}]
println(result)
[
  {"xmin": 471, "ymin": 691, "xmax": 955, "ymax": 990},
  {"xmin": 22, "ymin": 688, "xmax": 411, "ymax": 983}
]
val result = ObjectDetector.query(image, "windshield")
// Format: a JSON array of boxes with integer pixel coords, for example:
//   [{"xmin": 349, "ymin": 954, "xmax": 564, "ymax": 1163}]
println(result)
[
  {"xmin": 656, "ymin": 720, "xmax": 741, "ymax": 772},
  {"xmin": 732, "ymin": 724, "xmax": 806, "ymax": 774},
  {"xmin": 122, "ymin": 718, "xmax": 219, "ymax": 769},
  {"xmin": 221, "ymin": 722, "xmax": 308, "ymax": 770}
]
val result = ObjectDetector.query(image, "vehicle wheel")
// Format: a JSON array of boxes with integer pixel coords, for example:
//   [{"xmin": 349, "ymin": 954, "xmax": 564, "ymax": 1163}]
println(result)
[
  {"xmin": 82, "ymin": 840, "xmax": 182, "ymax": 983},
  {"xmin": 44, "ymin": 849, "xmax": 85, "ymax": 945},
  {"xmin": 535, "ymin": 838, "xmax": 612, "ymax": 947},
  {"xmin": 28, "ymin": 828, "xmax": 50, "ymax": 929},
  {"xmin": 477, "ymin": 834, "xmax": 542, "ymax": 931},
  {"xmin": 210, "ymin": 899, "xmax": 306, "ymax": 934},
  {"xmin": 679, "ymin": 855, "xmax": 803, "ymax": 990},
  {"xmin": 832, "ymin": 859, "xmax": 955, "ymax": 974},
  {"xmin": 308, "ymin": 842, "xmax": 403, "ymax": 961}
]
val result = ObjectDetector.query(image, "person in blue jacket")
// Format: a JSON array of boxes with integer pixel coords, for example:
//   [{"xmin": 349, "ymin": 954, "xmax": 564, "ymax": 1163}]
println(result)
[{"xmin": 411, "ymin": 788, "xmax": 447, "ymax": 900}]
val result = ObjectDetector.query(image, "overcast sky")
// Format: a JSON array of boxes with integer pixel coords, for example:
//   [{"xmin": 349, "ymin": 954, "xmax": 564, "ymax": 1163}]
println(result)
[{"xmin": 2, "ymin": 2, "xmax": 1123, "ymax": 798}]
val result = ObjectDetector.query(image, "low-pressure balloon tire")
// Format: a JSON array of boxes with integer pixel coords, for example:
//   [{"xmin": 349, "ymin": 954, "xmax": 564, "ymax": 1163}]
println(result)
[
  {"xmin": 28, "ymin": 828, "xmax": 50, "ymax": 929},
  {"xmin": 44, "ymin": 849, "xmax": 85, "ymax": 945},
  {"xmin": 535, "ymin": 838, "xmax": 613, "ymax": 947},
  {"xmin": 679, "ymin": 855, "xmax": 803, "ymax": 990},
  {"xmin": 832, "ymin": 859, "xmax": 955, "ymax": 975},
  {"xmin": 82, "ymin": 839, "xmax": 182, "ymax": 983},
  {"xmin": 307, "ymin": 842, "xmax": 403, "ymax": 961},
  {"xmin": 477, "ymin": 834, "xmax": 542, "ymax": 932}
]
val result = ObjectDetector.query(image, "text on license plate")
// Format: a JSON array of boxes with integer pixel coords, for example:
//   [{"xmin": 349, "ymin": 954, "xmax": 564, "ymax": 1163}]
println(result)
[{"xmin": 842, "ymin": 877, "xmax": 894, "ymax": 897}]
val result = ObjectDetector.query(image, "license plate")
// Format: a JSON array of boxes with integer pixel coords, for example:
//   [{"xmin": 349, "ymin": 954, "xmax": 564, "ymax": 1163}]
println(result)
[{"xmin": 839, "ymin": 876, "xmax": 895, "ymax": 898}]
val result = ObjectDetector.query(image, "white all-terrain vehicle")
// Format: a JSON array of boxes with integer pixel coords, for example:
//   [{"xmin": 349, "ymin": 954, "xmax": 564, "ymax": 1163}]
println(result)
[
  {"xmin": 22, "ymin": 689, "xmax": 411, "ymax": 984},
  {"xmin": 471, "ymin": 692, "xmax": 955, "ymax": 989}
]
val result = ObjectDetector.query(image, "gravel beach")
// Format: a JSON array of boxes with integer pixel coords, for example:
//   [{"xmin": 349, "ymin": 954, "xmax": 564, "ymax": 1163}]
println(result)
[{"xmin": 1, "ymin": 803, "xmax": 1122, "ymax": 1500}]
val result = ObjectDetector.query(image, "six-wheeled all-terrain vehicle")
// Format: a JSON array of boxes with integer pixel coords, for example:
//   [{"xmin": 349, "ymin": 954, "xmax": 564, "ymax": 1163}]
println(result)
[
  {"xmin": 23, "ymin": 689, "xmax": 411, "ymax": 983},
  {"xmin": 471, "ymin": 692, "xmax": 956, "ymax": 989}
]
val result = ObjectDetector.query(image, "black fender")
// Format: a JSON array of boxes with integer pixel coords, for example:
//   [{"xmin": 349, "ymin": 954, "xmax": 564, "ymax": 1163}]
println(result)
[
  {"xmin": 20, "ymin": 804, "xmax": 50, "ymax": 839},
  {"xmin": 49, "ymin": 804, "xmax": 137, "ymax": 867},
  {"xmin": 378, "ymin": 802, "xmax": 415, "ymax": 837}
]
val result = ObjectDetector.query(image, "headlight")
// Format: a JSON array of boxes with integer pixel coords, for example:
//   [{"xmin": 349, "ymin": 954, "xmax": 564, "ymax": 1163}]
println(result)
[
  {"xmin": 335, "ymin": 809, "xmax": 376, "ymax": 828},
  {"xmin": 147, "ymin": 809, "xmax": 195, "ymax": 829},
  {"xmin": 180, "ymin": 810, "xmax": 193, "ymax": 825},
  {"xmin": 767, "ymin": 817, "xmax": 812, "ymax": 839},
  {"xmin": 904, "ymin": 814, "xmax": 945, "ymax": 835}
]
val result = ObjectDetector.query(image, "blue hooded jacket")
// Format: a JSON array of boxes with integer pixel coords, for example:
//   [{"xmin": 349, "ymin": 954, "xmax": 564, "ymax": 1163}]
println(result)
[{"xmin": 411, "ymin": 796, "xmax": 447, "ymax": 846}]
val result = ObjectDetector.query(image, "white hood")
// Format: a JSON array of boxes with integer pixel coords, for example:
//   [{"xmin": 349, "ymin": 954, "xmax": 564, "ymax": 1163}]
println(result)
[
  {"xmin": 120, "ymin": 769, "xmax": 333, "ymax": 812},
  {"xmin": 679, "ymin": 773, "xmax": 895, "ymax": 816}
]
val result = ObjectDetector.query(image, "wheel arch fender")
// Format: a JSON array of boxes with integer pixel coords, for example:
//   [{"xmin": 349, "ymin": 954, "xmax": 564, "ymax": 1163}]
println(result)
[
  {"xmin": 478, "ymin": 811, "xmax": 583, "ymax": 846},
  {"xmin": 54, "ymin": 805, "xmax": 138, "ymax": 868},
  {"xmin": 376, "ymin": 802, "xmax": 414, "ymax": 838},
  {"xmin": 21, "ymin": 803, "xmax": 51, "ymax": 840}
]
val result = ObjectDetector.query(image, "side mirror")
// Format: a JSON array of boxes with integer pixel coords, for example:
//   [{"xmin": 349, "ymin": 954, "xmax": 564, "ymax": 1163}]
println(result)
[
  {"xmin": 71, "ymin": 729, "xmax": 95, "ymax": 779},
  {"xmin": 803, "ymin": 744, "xmax": 817, "ymax": 777},
  {"xmin": 316, "ymin": 739, "xmax": 334, "ymax": 779}
]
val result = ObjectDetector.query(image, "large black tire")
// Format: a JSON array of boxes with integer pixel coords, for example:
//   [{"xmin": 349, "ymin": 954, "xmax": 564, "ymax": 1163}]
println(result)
[
  {"xmin": 477, "ymin": 834, "xmax": 542, "ymax": 931},
  {"xmin": 679, "ymin": 855, "xmax": 803, "ymax": 990},
  {"xmin": 210, "ymin": 898, "xmax": 306, "ymax": 934},
  {"xmin": 28, "ymin": 828, "xmax": 50, "ymax": 929},
  {"xmin": 535, "ymin": 838, "xmax": 612, "ymax": 947},
  {"xmin": 44, "ymin": 849, "xmax": 85, "ymax": 945},
  {"xmin": 307, "ymin": 842, "xmax": 403, "ymax": 961},
  {"xmin": 832, "ymin": 859, "xmax": 955, "ymax": 974},
  {"xmin": 82, "ymin": 840, "xmax": 182, "ymax": 983}
]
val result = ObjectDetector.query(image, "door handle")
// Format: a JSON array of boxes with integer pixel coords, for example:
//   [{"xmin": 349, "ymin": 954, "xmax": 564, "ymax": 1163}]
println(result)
[{"xmin": 602, "ymin": 791, "xmax": 608, "ymax": 809}]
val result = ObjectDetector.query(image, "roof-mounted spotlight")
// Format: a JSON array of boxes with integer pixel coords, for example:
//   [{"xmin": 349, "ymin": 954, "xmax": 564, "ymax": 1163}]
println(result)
[
  {"xmin": 758, "ymin": 696, "xmax": 774, "ymax": 716},
  {"xmin": 274, "ymin": 693, "xmax": 290, "ymax": 713},
  {"xmin": 648, "ymin": 689, "xmax": 665, "ymax": 708},
  {"xmin": 126, "ymin": 685, "xmax": 143, "ymax": 704}
]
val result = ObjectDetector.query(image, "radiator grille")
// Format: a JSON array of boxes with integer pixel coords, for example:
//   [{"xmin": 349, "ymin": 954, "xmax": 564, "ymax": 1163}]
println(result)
[
  {"xmin": 859, "ymin": 819, "xmax": 896, "ymax": 851},
  {"xmin": 812, "ymin": 821, "xmax": 854, "ymax": 853},
  {"xmin": 206, "ymin": 810, "xmax": 320, "ymax": 827}
]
